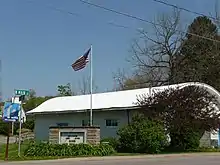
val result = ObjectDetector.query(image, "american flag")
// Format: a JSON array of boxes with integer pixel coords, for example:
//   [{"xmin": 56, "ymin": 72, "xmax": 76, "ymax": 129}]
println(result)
[{"xmin": 71, "ymin": 48, "xmax": 91, "ymax": 71}]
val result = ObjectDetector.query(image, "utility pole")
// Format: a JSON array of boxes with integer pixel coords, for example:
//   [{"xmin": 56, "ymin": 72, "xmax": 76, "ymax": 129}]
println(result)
[
  {"xmin": 5, "ymin": 122, "xmax": 11, "ymax": 161},
  {"xmin": 0, "ymin": 60, "xmax": 2, "ymax": 103}
]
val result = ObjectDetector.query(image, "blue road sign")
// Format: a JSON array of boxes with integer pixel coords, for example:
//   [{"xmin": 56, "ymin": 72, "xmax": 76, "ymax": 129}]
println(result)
[{"xmin": 2, "ymin": 102, "xmax": 21, "ymax": 122}]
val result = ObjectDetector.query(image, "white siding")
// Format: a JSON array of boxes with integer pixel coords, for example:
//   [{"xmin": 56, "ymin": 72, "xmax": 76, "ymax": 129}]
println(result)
[{"xmin": 34, "ymin": 110, "xmax": 132, "ymax": 141}]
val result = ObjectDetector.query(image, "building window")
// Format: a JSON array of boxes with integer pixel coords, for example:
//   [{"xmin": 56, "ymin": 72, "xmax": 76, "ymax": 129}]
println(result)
[
  {"xmin": 56, "ymin": 123, "xmax": 68, "ymax": 127},
  {"xmin": 105, "ymin": 119, "xmax": 118, "ymax": 127}
]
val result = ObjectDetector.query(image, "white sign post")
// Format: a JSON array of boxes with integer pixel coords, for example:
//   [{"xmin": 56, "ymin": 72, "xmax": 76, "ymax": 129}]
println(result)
[{"xmin": 12, "ymin": 95, "xmax": 27, "ymax": 157}]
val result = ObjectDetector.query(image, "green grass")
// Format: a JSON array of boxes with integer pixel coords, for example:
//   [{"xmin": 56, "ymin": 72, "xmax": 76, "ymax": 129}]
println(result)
[
  {"xmin": 0, "ymin": 142, "xmax": 220, "ymax": 162},
  {"xmin": 0, "ymin": 141, "xmax": 29, "ymax": 161},
  {"xmin": 0, "ymin": 142, "xmax": 78, "ymax": 161},
  {"xmin": 0, "ymin": 143, "xmax": 152, "ymax": 161}
]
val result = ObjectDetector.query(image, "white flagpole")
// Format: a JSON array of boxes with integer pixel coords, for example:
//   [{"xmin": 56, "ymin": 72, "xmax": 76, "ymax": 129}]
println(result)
[
  {"xmin": 90, "ymin": 45, "xmax": 93, "ymax": 126},
  {"xmin": 18, "ymin": 104, "xmax": 22, "ymax": 157}
]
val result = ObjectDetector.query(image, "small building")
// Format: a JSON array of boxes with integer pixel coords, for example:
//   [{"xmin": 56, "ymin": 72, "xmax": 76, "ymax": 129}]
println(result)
[{"xmin": 27, "ymin": 82, "xmax": 220, "ymax": 146}]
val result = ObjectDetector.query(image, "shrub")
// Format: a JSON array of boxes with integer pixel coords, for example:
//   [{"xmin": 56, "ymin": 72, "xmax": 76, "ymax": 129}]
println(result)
[
  {"xmin": 100, "ymin": 137, "xmax": 119, "ymax": 150},
  {"xmin": 22, "ymin": 119, "xmax": 35, "ymax": 131},
  {"xmin": 24, "ymin": 142, "xmax": 115, "ymax": 157},
  {"xmin": 168, "ymin": 129, "xmax": 201, "ymax": 152},
  {"xmin": 0, "ymin": 121, "xmax": 9, "ymax": 136},
  {"xmin": 117, "ymin": 113, "xmax": 167, "ymax": 154}
]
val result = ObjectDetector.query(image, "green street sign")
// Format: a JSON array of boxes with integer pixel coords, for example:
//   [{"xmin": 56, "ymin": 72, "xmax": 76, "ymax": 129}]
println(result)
[{"xmin": 15, "ymin": 89, "xmax": 30, "ymax": 96}]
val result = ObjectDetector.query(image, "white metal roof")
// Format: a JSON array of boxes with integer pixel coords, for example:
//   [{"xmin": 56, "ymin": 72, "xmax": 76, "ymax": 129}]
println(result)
[{"xmin": 27, "ymin": 82, "xmax": 220, "ymax": 114}]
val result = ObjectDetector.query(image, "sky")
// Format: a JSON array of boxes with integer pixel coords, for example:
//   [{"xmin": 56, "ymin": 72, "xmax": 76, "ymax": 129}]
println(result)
[{"xmin": 0, "ymin": 0, "xmax": 218, "ymax": 100}]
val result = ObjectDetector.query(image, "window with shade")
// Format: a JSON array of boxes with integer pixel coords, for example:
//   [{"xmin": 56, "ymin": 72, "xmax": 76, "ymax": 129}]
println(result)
[{"xmin": 105, "ymin": 119, "xmax": 119, "ymax": 127}]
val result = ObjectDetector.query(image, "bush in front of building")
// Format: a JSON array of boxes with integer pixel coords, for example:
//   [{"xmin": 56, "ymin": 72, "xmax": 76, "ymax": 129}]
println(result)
[
  {"xmin": 167, "ymin": 128, "xmax": 201, "ymax": 152},
  {"xmin": 117, "ymin": 113, "xmax": 168, "ymax": 154},
  {"xmin": 100, "ymin": 137, "xmax": 119, "ymax": 151},
  {"xmin": 136, "ymin": 86, "xmax": 220, "ymax": 152},
  {"xmin": 24, "ymin": 142, "xmax": 115, "ymax": 157}
]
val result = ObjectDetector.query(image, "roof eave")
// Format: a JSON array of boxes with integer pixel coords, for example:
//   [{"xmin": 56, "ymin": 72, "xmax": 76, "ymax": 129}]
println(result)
[{"xmin": 26, "ymin": 106, "xmax": 141, "ymax": 116}]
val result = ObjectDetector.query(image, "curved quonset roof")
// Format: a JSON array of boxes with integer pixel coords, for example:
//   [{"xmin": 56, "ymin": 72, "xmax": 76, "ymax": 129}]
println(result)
[{"xmin": 27, "ymin": 82, "xmax": 220, "ymax": 114}]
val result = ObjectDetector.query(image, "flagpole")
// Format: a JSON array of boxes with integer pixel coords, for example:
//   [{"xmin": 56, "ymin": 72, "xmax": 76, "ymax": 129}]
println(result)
[
  {"xmin": 18, "ymin": 103, "xmax": 22, "ymax": 157},
  {"xmin": 90, "ymin": 44, "xmax": 93, "ymax": 126}
]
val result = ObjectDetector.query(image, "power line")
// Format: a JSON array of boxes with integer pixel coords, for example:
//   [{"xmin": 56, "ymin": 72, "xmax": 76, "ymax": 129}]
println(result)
[
  {"xmin": 25, "ymin": 0, "xmax": 79, "ymax": 17},
  {"xmin": 26, "ymin": 0, "xmax": 153, "ymax": 31},
  {"xmin": 153, "ymin": 0, "xmax": 219, "ymax": 22},
  {"xmin": 25, "ymin": 0, "xmax": 133, "ymax": 30},
  {"xmin": 79, "ymin": 0, "xmax": 220, "ymax": 43},
  {"xmin": 79, "ymin": 0, "xmax": 159, "ymax": 25},
  {"xmin": 24, "ymin": 0, "xmax": 220, "ymax": 43}
]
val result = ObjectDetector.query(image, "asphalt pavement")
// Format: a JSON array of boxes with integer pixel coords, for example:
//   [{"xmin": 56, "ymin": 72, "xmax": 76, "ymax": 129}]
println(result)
[{"xmin": 1, "ymin": 153, "xmax": 220, "ymax": 165}]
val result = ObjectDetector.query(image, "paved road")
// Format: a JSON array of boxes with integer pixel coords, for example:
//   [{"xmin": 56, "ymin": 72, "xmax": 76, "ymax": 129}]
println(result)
[{"xmin": 1, "ymin": 153, "xmax": 220, "ymax": 165}]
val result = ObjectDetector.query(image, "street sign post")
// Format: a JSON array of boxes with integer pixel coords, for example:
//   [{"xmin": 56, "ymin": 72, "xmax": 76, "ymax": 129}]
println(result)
[
  {"xmin": 12, "ymin": 90, "xmax": 29, "ymax": 157},
  {"xmin": 14, "ymin": 89, "xmax": 29, "ymax": 96}
]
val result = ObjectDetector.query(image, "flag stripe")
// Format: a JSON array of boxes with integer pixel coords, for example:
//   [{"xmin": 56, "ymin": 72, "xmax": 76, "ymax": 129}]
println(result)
[
  {"xmin": 71, "ymin": 48, "xmax": 91, "ymax": 71},
  {"xmin": 72, "ymin": 57, "xmax": 88, "ymax": 67},
  {"xmin": 72, "ymin": 60, "xmax": 89, "ymax": 71},
  {"xmin": 72, "ymin": 56, "xmax": 85, "ymax": 65},
  {"xmin": 73, "ymin": 64, "xmax": 86, "ymax": 71},
  {"xmin": 72, "ymin": 57, "xmax": 85, "ymax": 68},
  {"xmin": 72, "ymin": 60, "xmax": 88, "ymax": 70}
]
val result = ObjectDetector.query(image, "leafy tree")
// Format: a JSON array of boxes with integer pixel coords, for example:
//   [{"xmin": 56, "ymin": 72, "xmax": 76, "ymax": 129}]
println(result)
[
  {"xmin": 117, "ymin": 113, "xmax": 167, "ymax": 153},
  {"xmin": 23, "ymin": 96, "xmax": 53, "ymax": 112},
  {"xmin": 136, "ymin": 86, "xmax": 220, "ymax": 150},
  {"xmin": 173, "ymin": 16, "xmax": 220, "ymax": 91},
  {"xmin": 22, "ymin": 119, "xmax": 35, "ymax": 131},
  {"xmin": 57, "ymin": 83, "xmax": 73, "ymax": 96},
  {"xmin": 22, "ymin": 96, "xmax": 54, "ymax": 131},
  {"xmin": 0, "ymin": 91, "xmax": 54, "ymax": 134}
]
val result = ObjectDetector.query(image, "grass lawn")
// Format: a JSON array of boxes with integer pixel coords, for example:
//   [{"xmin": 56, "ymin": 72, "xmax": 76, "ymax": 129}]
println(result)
[
  {"xmin": 0, "ymin": 142, "xmax": 220, "ymax": 161},
  {"xmin": 0, "ymin": 142, "xmax": 71, "ymax": 161},
  {"xmin": 0, "ymin": 142, "xmax": 145, "ymax": 161},
  {"xmin": 0, "ymin": 141, "xmax": 30, "ymax": 161}
]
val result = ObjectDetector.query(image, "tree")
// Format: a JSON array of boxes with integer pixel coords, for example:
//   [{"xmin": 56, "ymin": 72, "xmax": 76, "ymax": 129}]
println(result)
[
  {"xmin": 117, "ymin": 113, "xmax": 167, "ymax": 153},
  {"xmin": 113, "ymin": 69, "xmax": 149, "ymax": 91},
  {"xmin": 23, "ymin": 96, "xmax": 54, "ymax": 131},
  {"xmin": 136, "ymin": 86, "xmax": 220, "ymax": 150},
  {"xmin": 114, "ymin": 10, "xmax": 220, "ymax": 92},
  {"xmin": 23, "ymin": 96, "xmax": 54, "ymax": 112},
  {"xmin": 29, "ymin": 89, "xmax": 36, "ymax": 99},
  {"xmin": 57, "ymin": 83, "xmax": 73, "ymax": 96},
  {"xmin": 77, "ymin": 76, "xmax": 98, "ymax": 95},
  {"xmin": 114, "ymin": 9, "xmax": 184, "ymax": 90},
  {"xmin": 173, "ymin": 16, "xmax": 220, "ymax": 91}
]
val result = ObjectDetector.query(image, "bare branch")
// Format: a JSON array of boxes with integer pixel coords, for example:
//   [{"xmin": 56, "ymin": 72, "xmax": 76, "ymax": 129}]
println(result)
[
  {"xmin": 77, "ymin": 76, "xmax": 98, "ymax": 95},
  {"xmin": 127, "ymin": 9, "xmax": 183, "ymax": 87}
]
